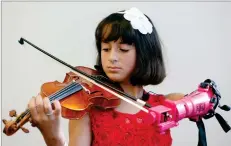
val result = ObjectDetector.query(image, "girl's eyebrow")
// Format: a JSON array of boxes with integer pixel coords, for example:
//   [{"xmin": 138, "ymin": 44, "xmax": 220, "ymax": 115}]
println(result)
[
  {"xmin": 120, "ymin": 42, "xmax": 134, "ymax": 46},
  {"xmin": 119, "ymin": 42, "xmax": 128, "ymax": 44}
]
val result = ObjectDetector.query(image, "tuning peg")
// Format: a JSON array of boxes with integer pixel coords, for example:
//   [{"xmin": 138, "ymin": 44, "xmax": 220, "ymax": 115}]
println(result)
[
  {"xmin": 9, "ymin": 110, "xmax": 17, "ymax": 117},
  {"xmin": 20, "ymin": 126, "xmax": 29, "ymax": 133},
  {"xmin": 2, "ymin": 119, "xmax": 7, "ymax": 124}
]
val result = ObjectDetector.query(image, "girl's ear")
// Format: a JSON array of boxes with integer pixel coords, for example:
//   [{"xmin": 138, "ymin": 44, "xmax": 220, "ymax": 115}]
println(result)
[{"xmin": 165, "ymin": 93, "xmax": 185, "ymax": 101}]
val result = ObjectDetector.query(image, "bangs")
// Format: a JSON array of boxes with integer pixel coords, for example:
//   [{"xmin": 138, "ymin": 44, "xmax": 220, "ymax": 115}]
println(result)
[
  {"xmin": 96, "ymin": 14, "xmax": 136, "ymax": 45},
  {"xmin": 102, "ymin": 23, "xmax": 135, "ymax": 45}
]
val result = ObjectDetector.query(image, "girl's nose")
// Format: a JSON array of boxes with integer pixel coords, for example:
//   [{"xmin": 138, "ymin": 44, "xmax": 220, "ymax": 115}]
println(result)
[{"xmin": 108, "ymin": 48, "xmax": 118, "ymax": 64}]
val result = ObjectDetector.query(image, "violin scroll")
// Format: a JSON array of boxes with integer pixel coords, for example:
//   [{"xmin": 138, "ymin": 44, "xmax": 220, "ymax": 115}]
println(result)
[{"xmin": 2, "ymin": 109, "xmax": 30, "ymax": 136}]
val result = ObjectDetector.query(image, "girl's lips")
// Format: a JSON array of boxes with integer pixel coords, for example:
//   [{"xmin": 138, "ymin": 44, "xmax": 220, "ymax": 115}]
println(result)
[
  {"xmin": 107, "ymin": 67, "xmax": 121, "ymax": 72},
  {"xmin": 108, "ymin": 66, "xmax": 121, "ymax": 69}
]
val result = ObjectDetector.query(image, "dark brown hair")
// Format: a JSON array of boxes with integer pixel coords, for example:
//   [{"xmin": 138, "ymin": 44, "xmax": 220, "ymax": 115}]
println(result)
[{"xmin": 94, "ymin": 12, "xmax": 166, "ymax": 86}]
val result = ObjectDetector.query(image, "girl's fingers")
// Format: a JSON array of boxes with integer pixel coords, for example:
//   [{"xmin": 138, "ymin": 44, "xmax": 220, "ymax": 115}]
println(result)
[
  {"xmin": 29, "ymin": 117, "xmax": 37, "ymax": 127},
  {"xmin": 35, "ymin": 94, "xmax": 44, "ymax": 114},
  {"xmin": 52, "ymin": 100, "xmax": 61, "ymax": 117},
  {"xmin": 43, "ymin": 97, "xmax": 53, "ymax": 116},
  {"xmin": 28, "ymin": 96, "xmax": 38, "ymax": 117}
]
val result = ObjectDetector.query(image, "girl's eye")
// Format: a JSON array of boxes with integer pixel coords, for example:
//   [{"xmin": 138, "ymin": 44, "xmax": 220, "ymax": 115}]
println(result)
[
  {"xmin": 120, "ymin": 49, "xmax": 129, "ymax": 52},
  {"xmin": 102, "ymin": 48, "xmax": 109, "ymax": 52}
]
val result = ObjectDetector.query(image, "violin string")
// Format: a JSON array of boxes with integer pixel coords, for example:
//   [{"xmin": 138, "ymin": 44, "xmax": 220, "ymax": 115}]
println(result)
[
  {"xmin": 48, "ymin": 82, "xmax": 82, "ymax": 102},
  {"xmin": 48, "ymin": 82, "xmax": 78, "ymax": 102},
  {"xmin": 55, "ymin": 83, "xmax": 83, "ymax": 101}
]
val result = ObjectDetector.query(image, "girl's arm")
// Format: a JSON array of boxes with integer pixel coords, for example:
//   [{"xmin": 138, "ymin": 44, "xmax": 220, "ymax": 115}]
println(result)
[
  {"xmin": 68, "ymin": 114, "xmax": 92, "ymax": 146},
  {"xmin": 165, "ymin": 93, "xmax": 185, "ymax": 101}
]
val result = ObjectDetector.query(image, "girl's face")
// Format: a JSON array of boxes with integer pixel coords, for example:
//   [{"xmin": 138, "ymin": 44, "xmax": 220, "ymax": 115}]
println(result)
[{"xmin": 101, "ymin": 39, "xmax": 136, "ymax": 84}]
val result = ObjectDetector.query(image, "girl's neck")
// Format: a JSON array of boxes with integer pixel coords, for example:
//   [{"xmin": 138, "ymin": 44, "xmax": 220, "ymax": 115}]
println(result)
[{"xmin": 119, "ymin": 82, "xmax": 144, "ymax": 99}]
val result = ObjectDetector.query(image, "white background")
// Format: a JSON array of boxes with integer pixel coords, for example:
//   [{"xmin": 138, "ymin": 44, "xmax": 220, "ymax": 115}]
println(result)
[{"xmin": 1, "ymin": 2, "xmax": 231, "ymax": 146}]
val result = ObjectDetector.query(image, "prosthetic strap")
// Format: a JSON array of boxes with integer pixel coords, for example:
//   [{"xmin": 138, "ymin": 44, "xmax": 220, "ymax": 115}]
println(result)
[
  {"xmin": 195, "ymin": 79, "xmax": 231, "ymax": 146},
  {"xmin": 196, "ymin": 112, "xmax": 230, "ymax": 146}
]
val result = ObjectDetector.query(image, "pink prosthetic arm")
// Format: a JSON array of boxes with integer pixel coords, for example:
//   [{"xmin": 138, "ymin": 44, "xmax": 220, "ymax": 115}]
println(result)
[{"xmin": 148, "ymin": 79, "xmax": 231, "ymax": 134}]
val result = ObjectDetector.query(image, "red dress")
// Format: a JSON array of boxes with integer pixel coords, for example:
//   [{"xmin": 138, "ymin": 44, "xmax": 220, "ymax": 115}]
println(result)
[{"xmin": 89, "ymin": 92, "xmax": 172, "ymax": 146}]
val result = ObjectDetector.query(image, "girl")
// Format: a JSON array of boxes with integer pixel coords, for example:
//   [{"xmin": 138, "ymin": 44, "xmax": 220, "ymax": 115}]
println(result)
[{"xmin": 28, "ymin": 7, "xmax": 184, "ymax": 146}]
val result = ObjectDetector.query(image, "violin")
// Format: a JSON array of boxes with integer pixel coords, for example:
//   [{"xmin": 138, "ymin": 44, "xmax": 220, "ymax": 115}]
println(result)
[{"xmin": 2, "ymin": 37, "xmax": 152, "ymax": 136}]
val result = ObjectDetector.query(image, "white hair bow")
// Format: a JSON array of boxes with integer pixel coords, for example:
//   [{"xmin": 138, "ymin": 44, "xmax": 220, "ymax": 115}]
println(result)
[{"xmin": 117, "ymin": 7, "xmax": 153, "ymax": 34}]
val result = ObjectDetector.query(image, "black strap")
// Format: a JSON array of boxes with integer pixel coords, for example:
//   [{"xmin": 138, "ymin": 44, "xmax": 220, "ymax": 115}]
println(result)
[
  {"xmin": 214, "ymin": 113, "xmax": 231, "ymax": 133},
  {"xmin": 196, "ymin": 119, "xmax": 207, "ymax": 146},
  {"xmin": 196, "ymin": 79, "xmax": 230, "ymax": 146}
]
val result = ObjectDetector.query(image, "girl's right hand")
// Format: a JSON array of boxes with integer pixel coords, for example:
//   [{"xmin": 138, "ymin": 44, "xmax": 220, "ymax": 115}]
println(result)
[{"xmin": 28, "ymin": 94, "xmax": 65, "ymax": 146}]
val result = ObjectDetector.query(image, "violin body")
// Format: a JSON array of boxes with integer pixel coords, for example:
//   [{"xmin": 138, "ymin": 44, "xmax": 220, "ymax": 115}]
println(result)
[{"xmin": 41, "ymin": 66, "xmax": 121, "ymax": 119}]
